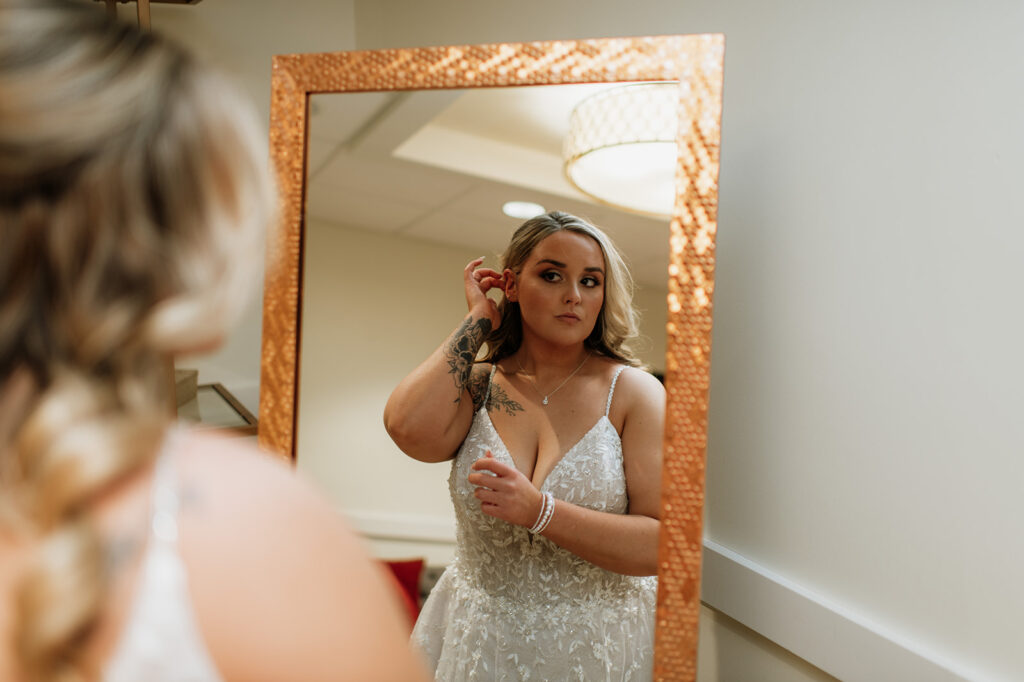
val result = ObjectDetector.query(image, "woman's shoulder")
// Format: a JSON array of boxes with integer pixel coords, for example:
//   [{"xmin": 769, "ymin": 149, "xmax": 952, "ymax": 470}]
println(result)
[
  {"xmin": 599, "ymin": 360, "xmax": 665, "ymax": 415},
  {"xmin": 471, "ymin": 360, "xmax": 496, "ymax": 375},
  {"xmin": 592, "ymin": 356, "xmax": 662, "ymax": 388},
  {"xmin": 86, "ymin": 427, "xmax": 423, "ymax": 680},
  {"xmin": 169, "ymin": 429, "xmax": 334, "ymax": 538},
  {"xmin": 175, "ymin": 428, "xmax": 309, "ymax": 504},
  {"xmin": 171, "ymin": 429, "xmax": 425, "ymax": 680},
  {"xmin": 91, "ymin": 428, "xmax": 307, "ymax": 540},
  {"xmin": 468, "ymin": 360, "xmax": 500, "ymax": 406},
  {"xmin": 172, "ymin": 428, "xmax": 357, "ymax": 585}
]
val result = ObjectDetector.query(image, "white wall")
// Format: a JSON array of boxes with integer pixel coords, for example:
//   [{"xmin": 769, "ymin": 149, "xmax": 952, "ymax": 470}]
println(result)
[
  {"xmin": 698, "ymin": 604, "xmax": 835, "ymax": 682},
  {"xmin": 355, "ymin": 1, "xmax": 1024, "ymax": 680},
  {"xmin": 158, "ymin": 0, "xmax": 358, "ymax": 413},
  {"xmin": 156, "ymin": 0, "xmax": 1024, "ymax": 678},
  {"xmin": 296, "ymin": 220, "xmax": 475, "ymax": 563}
]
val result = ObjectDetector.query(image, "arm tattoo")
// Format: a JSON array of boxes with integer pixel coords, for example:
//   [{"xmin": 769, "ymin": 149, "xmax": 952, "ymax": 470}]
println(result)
[
  {"xmin": 467, "ymin": 366, "xmax": 524, "ymax": 416},
  {"xmin": 486, "ymin": 382, "xmax": 524, "ymax": 416},
  {"xmin": 467, "ymin": 368, "xmax": 490, "ymax": 411},
  {"xmin": 446, "ymin": 316, "xmax": 491, "ymax": 403}
]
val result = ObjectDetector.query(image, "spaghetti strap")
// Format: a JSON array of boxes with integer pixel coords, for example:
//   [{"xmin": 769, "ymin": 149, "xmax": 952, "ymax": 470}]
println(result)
[
  {"xmin": 605, "ymin": 365, "xmax": 628, "ymax": 416},
  {"xmin": 150, "ymin": 426, "xmax": 183, "ymax": 546},
  {"xmin": 105, "ymin": 424, "xmax": 225, "ymax": 682}
]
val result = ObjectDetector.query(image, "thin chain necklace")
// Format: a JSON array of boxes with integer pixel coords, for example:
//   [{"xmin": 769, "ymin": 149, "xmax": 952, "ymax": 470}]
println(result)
[{"xmin": 515, "ymin": 351, "xmax": 591, "ymax": 406}]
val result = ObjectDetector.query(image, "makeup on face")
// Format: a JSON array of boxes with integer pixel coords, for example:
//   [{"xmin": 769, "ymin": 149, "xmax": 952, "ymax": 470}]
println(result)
[{"xmin": 515, "ymin": 232, "xmax": 605, "ymax": 341}]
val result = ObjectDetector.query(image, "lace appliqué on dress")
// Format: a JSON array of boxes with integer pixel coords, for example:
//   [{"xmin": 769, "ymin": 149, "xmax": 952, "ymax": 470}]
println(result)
[{"xmin": 412, "ymin": 366, "xmax": 657, "ymax": 682}]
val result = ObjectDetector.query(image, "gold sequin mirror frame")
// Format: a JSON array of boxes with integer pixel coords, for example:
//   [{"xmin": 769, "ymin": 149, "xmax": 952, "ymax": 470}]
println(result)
[{"xmin": 258, "ymin": 35, "xmax": 723, "ymax": 680}]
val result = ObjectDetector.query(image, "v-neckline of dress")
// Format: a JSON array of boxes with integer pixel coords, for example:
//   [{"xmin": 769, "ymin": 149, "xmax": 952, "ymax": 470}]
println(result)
[{"xmin": 480, "ymin": 408, "xmax": 615, "ymax": 491}]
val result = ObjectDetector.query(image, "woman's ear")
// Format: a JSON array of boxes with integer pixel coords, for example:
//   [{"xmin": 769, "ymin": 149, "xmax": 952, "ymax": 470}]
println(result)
[{"xmin": 503, "ymin": 269, "xmax": 518, "ymax": 302}]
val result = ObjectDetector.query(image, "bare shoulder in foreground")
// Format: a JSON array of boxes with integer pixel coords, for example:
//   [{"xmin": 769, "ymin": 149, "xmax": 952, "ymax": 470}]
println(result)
[{"xmin": 88, "ymin": 429, "xmax": 429, "ymax": 682}]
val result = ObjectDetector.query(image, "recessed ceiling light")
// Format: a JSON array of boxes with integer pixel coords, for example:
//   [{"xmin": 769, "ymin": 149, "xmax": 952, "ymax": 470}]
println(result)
[{"xmin": 502, "ymin": 201, "xmax": 546, "ymax": 220}]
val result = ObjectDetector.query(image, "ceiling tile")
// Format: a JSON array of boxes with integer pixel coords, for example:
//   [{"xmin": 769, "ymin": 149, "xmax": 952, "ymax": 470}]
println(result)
[
  {"xmin": 306, "ymin": 179, "xmax": 433, "ymax": 233},
  {"xmin": 309, "ymin": 91, "xmax": 395, "ymax": 144},
  {"xmin": 311, "ymin": 149, "xmax": 473, "ymax": 206}
]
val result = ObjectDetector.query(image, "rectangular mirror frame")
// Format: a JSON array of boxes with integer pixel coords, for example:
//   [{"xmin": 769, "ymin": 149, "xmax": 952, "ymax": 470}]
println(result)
[{"xmin": 258, "ymin": 35, "xmax": 724, "ymax": 680}]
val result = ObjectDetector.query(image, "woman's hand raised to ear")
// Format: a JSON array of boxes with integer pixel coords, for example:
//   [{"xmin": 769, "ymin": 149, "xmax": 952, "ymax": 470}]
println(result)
[
  {"xmin": 464, "ymin": 258, "xmax": 506, "ymax": 329},
  {"xmin": 385, "ymin": 259, "xmax": 507, "ymax": 464}
]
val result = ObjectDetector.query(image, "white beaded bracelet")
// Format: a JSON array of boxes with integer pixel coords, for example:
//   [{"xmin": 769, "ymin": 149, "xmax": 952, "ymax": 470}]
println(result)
[
  {"xmin": 529, "ymin": 492, "xmax": 555, "ymax": 534},
  {"xmin": 535, "ymin": 494, "xmax": 554, "ymax": 533},
  {"xmin": 528, "ymin": 493, "xmax": 548, "ymax": 533}
]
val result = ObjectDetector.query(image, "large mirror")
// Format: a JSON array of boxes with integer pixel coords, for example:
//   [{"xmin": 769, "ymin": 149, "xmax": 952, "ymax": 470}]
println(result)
[
  {"xmin": 258, "ymin": 37, "xmax": 723, "ymax": 680},
  {"xmin": 298, "ymin": 84, "xmax": 673, "ymax": 562}
]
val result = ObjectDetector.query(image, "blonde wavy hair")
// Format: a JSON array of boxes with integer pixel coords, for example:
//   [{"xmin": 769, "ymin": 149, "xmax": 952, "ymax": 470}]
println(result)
[
  {"xmin": 0, "ymin": 1, "xmax": 275, "ymax": 680},
  {"xmin": 480, "ymin": 211, "xmax": 642, "ymax": 367}
]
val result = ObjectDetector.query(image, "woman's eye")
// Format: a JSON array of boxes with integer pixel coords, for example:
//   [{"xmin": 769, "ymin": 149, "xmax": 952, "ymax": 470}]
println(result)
[
  {"xmin": 541, "ymin": 271, "xmax": 561, "ymax": 282},
  {"xmin": 582, "ymin": 276, "xmax": 601, "ymax": 288}
]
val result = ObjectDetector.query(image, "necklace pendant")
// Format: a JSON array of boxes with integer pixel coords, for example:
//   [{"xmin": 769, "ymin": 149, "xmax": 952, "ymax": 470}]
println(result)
[{"xmin": 542, "ymin": 396, "xmax": 549, "ymax": 405}]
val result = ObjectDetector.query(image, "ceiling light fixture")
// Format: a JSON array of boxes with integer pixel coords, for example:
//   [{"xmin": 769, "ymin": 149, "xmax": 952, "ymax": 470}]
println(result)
[
  {"xmin": 502, "ymin": 201, "xmax": 546, "ymax": 220},
  {"xmin": 563, "ymin": 82, "xmax": 678, "ymax": 218}
]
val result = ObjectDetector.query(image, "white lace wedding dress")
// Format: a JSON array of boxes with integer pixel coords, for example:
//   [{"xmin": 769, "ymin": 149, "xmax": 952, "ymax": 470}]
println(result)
[{"xmin": 412, "ymin": 365, "xmax": 657, "ymax": 681}]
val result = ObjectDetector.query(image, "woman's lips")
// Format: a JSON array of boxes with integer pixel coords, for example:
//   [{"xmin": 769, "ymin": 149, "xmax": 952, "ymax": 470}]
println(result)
[{"xmin": 556, "ymin": 313, "xmax": 581, "ymax": 322}]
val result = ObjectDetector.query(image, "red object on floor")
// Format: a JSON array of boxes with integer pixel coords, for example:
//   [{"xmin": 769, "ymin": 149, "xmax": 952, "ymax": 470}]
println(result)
[{"xmin": 381, "ymin": 558, "xmax": 424, "ymax": 628}]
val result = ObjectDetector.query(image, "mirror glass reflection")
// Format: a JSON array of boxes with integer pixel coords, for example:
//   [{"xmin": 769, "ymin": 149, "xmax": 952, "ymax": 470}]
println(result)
[{"xmin": 295, "ymin": 86, "xmax": 669, "ymax": 567}]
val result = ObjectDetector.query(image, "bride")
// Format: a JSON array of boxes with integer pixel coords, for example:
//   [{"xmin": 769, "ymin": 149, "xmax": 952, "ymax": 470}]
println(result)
[{"xmin": 385, "ymin": 211, "xmax": 665, "ymax": 681}]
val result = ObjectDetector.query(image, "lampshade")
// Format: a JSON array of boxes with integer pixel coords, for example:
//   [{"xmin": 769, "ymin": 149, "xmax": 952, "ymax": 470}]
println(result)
[{"xmin": 563, "ymin": 82, "xmax": 678, "ymax": 218}]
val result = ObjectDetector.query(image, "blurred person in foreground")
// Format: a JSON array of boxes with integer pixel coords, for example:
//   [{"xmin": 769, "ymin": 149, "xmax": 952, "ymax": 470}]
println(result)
[{"xmin": 0, "ymin": 2, "xmax": 428, "ymax": 681}]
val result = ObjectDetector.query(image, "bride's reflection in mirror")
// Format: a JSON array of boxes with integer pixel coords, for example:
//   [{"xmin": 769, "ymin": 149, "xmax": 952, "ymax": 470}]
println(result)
[
  {"xmin": 295, "ymin": 87, "xmax": 669, "ymax": 674},
  {"xmin": 385, "ymin": 209, "xmax": 664, "ymax": 677}
]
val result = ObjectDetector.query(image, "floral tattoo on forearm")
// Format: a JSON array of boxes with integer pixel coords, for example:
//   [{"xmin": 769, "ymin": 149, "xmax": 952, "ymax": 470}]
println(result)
[{"xmin": 446, "ymin": 316, "xmax": 491, "ymax": 403}]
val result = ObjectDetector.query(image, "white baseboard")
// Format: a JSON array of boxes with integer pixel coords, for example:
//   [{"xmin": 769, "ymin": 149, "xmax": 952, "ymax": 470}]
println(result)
[
  {"xmin": 701, "ymin": 538, "xmax": 976, "ymax": 681},
  {"xmin": 343, "ymin": 508, "xmax": 457, "ymax": 544}
]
